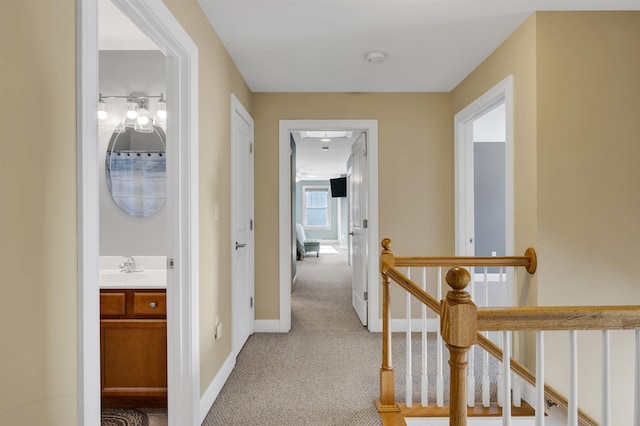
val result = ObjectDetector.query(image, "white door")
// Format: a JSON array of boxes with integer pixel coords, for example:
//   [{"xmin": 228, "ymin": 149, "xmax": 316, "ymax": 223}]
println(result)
[
  {"xmin": 232, "ymin": 96, "xmax": 254, "ymax": 355},
  {"xmin": 350, "ymin": 133, "xmax": 368, "ymax": 326}
]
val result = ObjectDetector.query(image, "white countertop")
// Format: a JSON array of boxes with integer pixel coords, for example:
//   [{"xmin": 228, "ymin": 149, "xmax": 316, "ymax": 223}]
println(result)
[{"xmin": 99, "ymin": 256, "xmax": 167, "ymax": 289}]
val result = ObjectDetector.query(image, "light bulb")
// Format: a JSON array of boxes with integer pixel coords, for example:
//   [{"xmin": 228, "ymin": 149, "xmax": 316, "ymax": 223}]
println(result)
[
  {"xmin": 138, "ymin": 115, "xmax": 150, "ymax": 125},
  {"xmin": 98, "ymin": 94, "xmax": 108, "ymax": 120},
  {"xmin": 126, "ymin": 109, "xmax": 138, "ymax": 120},
  {"xmin": 157, "ymin": 109, "xmax": 167, "ymax": 120}
]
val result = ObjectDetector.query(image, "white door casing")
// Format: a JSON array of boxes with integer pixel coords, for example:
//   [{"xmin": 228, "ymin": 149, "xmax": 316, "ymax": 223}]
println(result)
[
  {"xmin": 277, "ymin": 120, "xmax": 379, "ymax": 332},
  {"xmin": 454, "ymin": 75, "xmax": 514, "ymax": 308},
  {"xmin": 231, "ymin": 95, "xmax": 255, "ymax": 356},
  {"xmin": 350, "ymin": 133, "xmax": 368, "ymax": 326},
  {"xmin": 455, "ymin": 75, "xmax": 513, "ymax": 259},
  {"xmin": 78, "ymin": 1, "xmax": 200, "ymax": 424}
]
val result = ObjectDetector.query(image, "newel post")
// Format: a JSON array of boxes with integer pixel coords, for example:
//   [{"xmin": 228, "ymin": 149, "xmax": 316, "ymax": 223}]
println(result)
[
  {"xmin": 377, "ymin": 238, "xmax": 399, "ymax": 413},
  {"xmin": 441, "ymin": 267, "xmax": 477, "ymax": 426}
]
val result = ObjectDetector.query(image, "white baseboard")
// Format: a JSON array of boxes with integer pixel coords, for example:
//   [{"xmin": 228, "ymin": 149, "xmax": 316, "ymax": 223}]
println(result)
[
  {"xmin": 199, "ymin": 352, "xmax": 236, "ymax": 423},
  {"xmin": 254, "ymin": 319, "xmax": 282, "ymax": 333}
]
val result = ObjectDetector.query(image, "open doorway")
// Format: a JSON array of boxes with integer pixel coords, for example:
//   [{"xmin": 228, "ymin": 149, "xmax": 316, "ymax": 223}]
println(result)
[
  {"xmin": 290, "ymin": 130, "xmax": 364, "ymax": 324},
  {"xmin": 78, "ymin": 1, "xmax": 199, "ymax": 424},
  {"xmin": 278, "ymin": 120, "xmax": 380, "ymax": 333},
  {"xmin": 455, "ymin": 75, "xmax": 514, "ymax": 307}
]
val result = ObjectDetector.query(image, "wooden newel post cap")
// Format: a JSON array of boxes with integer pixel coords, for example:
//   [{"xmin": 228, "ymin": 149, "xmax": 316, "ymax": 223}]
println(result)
[
  {"xmin": 446, "ymin": 267, "xmax": 471, "ymax": 291},
  {"xmin": 381, "ymin": 238, "xmax": 392, "ymax": 252}
]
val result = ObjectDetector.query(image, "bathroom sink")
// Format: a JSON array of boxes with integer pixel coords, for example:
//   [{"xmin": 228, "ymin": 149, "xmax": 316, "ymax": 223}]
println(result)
[
  {"xmin": 99, "ymin": 265, "xmax": 166, "ymax": 289},
  {"xmin": 100, "ymin": 272, "xmax": 150, "ymax": 283}
]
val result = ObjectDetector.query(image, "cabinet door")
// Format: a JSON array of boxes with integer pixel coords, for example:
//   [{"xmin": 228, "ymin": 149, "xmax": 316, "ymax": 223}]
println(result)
[{"xmin": 101, "ymin": 319, "xmax": 167, "ymax": 399}]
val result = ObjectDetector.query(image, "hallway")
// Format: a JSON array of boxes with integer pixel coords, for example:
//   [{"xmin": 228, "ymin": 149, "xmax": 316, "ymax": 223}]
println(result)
[{"xmin": 202, "ymin": 246, "xmax": 382, "ymax": 425}]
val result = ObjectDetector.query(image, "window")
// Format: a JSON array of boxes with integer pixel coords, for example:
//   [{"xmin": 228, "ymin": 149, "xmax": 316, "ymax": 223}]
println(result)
[{"xmin": 303, "ymin": 186, "xmax": 331, "ymax": 229}]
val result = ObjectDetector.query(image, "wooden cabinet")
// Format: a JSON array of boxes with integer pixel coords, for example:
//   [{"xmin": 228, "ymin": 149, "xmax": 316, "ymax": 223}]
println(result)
[{"xmin": 100, "ymin": 289, "xmax": 167, "ymax": 408}]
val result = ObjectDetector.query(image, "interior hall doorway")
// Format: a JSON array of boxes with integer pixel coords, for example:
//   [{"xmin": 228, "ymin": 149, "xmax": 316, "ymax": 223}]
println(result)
[
  {"xmin": 455, "ymin": 75, "xmax": 514, "ymax": 307},
  {"xmin": 290, "ymin": 130, "xmax": 368, "ymax": 326},
  {"xmin": 278, "ymin": 120, "xmax": 380, "ymax": 332},
  {"xmin": 78, "ymin": 1, "xmax": 200, "ymax": 425}
]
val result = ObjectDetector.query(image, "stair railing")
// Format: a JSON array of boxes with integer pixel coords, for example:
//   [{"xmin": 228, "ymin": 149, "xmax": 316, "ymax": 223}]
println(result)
[{"xmin": 378, "ymin": 238, "xmax": 640, "ymax": 426}]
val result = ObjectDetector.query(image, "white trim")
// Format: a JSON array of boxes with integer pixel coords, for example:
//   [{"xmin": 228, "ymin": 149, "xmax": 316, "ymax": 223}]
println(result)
[
  {"xmin": 279, "ymin": 120, "xmax": 379, "ymax": 333},
  {"xmin": 76, "ymin": 1, "xmax": 100, "ymax": 424},
  {"xmin": 254, "ymin": 320, "xmax": 282, "ymax": 333},
  {"xmin": 78, "ymin": 1, "xmax": 200, "ymax": 424},
  {"xmin": 454, "ymin": 75, "xmax": 514, "ymax": 259},
  {"xmin": 198, "ymin": 352, "xmax": 236, "ymax": 423}
]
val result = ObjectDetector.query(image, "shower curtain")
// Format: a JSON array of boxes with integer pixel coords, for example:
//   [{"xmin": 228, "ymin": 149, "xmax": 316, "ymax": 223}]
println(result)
[{"xmin": 106, "ymin": 152, "xmax": 166, "ymax": 217}]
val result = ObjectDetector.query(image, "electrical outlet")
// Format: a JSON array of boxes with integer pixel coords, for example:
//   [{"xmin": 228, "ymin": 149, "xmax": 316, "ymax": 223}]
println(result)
[
  {"xmin": 215, "ymin": 322, "xmax": 223, "ymax": 340},
  {"xmin": 214, "ymin": 316, "xmax": 222, "ymax": 340}
]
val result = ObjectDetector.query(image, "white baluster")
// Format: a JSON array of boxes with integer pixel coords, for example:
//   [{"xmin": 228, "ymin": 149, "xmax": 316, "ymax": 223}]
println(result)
[
  {"xmin": 535, "ymin": 331, "xmax": 545, "ymax": 426},
  {"xmin": 512, "ymin": 374, "xmax": 522, "ymax": 408},
  {"xmin": 406, "ymin": 268, "xmax": 412, "ymax": 407},
  {"xmin": 601, "ymin": 330, "xmax": 611, "ymax": 426},
  {"xmin": 634, "ymin": 329, "xmax": 639, "ymax": 426},
  {"xmin": 436, "ymin": 267, "xmax": 444, "ymax": 407},
  {"xmin": 502, "ymin": 330, "xmax": 512, "ymax": 426},
  {"xmin": 421, "ymin": 267, "xmax": 428, "ymax": 407},
  {"xmin": 482, "ymin": 266, "xmax": 490, "ymax": 408},
  {"xmin": 568, "ymin": 330, "xmax": 578, "ymax": 426}
]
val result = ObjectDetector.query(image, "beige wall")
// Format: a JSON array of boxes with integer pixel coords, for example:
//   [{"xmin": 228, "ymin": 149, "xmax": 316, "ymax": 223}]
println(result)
[
  {"xmin": 0, "ymin": 2, "xmax": 252, "ymax": 424},
  {"xmin": 536, "ymin": 12, "xmax": 640, "ymax": 423},
  {"xmin": 453, "ymin": 11, "xmax": 640, "ymax": 422},
  {"xmin": 162, "ymin": 0, "xmax": 253, "ymax": 395},
  {"xmin": 0, "ymin": 1, "xmax": 78, "ymax": 425},
  {"xmin": 252, "ymin": 93, "xmax": 453, "ymax": 320},
  {"xmin": 452, "ymin": 14, "xmax": 539, "ymax": 308}
]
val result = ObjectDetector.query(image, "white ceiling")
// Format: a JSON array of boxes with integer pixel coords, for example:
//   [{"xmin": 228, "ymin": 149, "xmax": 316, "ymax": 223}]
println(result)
[
  {"xmin": 293, "ymin": 131, "xmax": 361, "ymax": 181},
  {"xmin": 197, "ymin": 0, "xmax": 640, "ymax": 92},
  {"xmin": 99, "ymin": 1, "xmax": 639, "ymax": 178}
]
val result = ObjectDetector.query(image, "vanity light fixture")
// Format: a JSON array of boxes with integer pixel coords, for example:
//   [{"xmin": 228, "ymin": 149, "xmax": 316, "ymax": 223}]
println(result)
[
  {"xmin": 135, "ymin": 98, "xmax": 154, "ymax": 133},
  {"xmin": 155, "ymin": 93, "xmax": 167, "ymax": 120},
  {"xmin": 98, "ymin": 94, "xmax": 108, "ymax": 121},
  {"xmin": 98, "ymin": 93, "xmax": 167, "ymax": 131},
  {"xmin": 123, "ymin": 96, "xmax": 139, "ymax": 128}
]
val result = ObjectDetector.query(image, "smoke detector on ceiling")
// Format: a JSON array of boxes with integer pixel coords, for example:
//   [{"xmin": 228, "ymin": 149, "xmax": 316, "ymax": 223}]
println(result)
[{"xmin": 365, "ymin": 51, "xmax": 386, "ymax": 64}]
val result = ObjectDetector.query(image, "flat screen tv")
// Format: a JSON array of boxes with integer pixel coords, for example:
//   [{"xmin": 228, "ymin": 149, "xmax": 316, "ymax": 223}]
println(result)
[{"xmin": 330, "ymin": 177, "xmax": 347, "ymax": 198}]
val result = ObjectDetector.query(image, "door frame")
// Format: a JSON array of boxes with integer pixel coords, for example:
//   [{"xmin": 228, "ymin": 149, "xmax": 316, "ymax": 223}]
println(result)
[
  {"xmin": 77, "ymin": 1, "xmax": 200, "ymax": 424},
  {"xmin": 277, "ymin": 120, "xmax": 380, "ymax": 332},
  {"xmin": 231, "ymin": 94, "xmax": 255, "ymax": 356},
  {"xmin": 454, "ymin": 75, "xmax": 514, "ymax": 258}
]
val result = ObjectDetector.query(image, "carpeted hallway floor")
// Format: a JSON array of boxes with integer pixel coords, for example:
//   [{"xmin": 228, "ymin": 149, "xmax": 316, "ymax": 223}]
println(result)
[{"xmin": 202, "ymin": 246, "xmax": 383, "ymax": 425}]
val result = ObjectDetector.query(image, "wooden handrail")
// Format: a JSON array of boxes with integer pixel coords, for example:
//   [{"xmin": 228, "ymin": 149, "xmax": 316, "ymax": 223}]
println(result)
[
  {"xmin": 378, "ymin": 238, "xmax": 640, "ymax": 426},
  {"xmin": 478, "ymin": 306, "xmax": 640, "ymax": 331},
  {"xmin": 393, "ymin": 247, "xmax": 537, "ymax": 274},
  {"xmin": 381, "ymin": 263, "xmax": 600, "ymax": 426}
]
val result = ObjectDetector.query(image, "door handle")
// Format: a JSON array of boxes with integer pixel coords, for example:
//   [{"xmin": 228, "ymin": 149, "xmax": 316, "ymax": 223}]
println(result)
[
  {"xmin": 235, "ymin": 242, "xmax": 247, "ymax": 250},
  {"xmin": 349, "ymin": 232, "xmax": 354, "ymax": 236}
]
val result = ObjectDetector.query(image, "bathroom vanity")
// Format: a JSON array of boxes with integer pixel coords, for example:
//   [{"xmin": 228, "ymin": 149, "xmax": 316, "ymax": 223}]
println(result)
[
  {"xmin": 100, "ymin": 289, "xmax": 167, "ymax": 407},
  {"xmin": 99, "ymin": 257, "xmax": 168, "ymax": 408}
]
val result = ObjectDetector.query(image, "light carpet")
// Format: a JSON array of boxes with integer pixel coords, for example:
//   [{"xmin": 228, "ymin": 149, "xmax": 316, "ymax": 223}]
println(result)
[
  {"xmin": 201, "ymin": 248, "xmax": 498, "ymax": 425},
  {"xmin": 202, "ymin": 248, "xmax": 382, "ymax": 425}
]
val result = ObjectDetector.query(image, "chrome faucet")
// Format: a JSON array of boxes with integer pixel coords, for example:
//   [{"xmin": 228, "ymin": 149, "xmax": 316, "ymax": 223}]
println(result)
[{"xmin": 119, "ymin": 256, "xmax": 143, "ymax": 273}]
